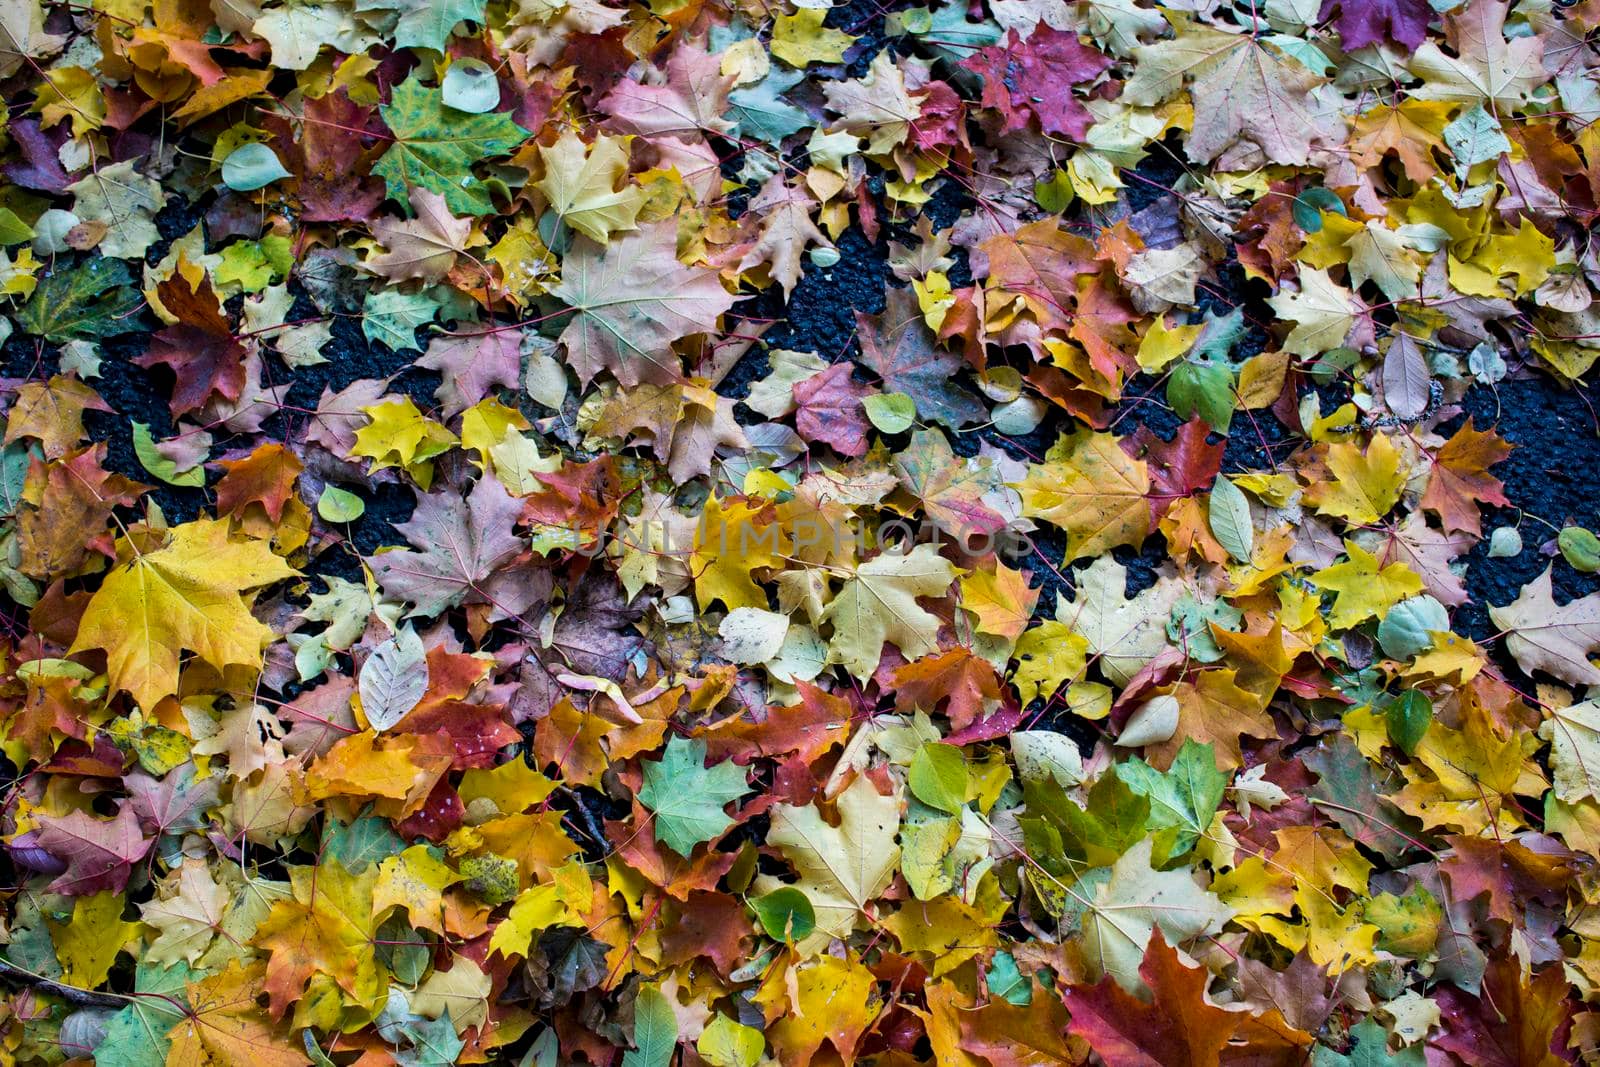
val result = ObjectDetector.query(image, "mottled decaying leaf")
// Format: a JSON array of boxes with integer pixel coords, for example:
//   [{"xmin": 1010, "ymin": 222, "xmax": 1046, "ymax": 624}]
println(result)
[
  {"xmin": 856, "ymin": 287, "xmax": 986, "ymax": 428},
  {"xmin": 1016, "ymin": 428, "xmax": 1151, "ymax": 564},
  {"xmin": 373, "ymin": 75, "xmax": 530, "ymax": 216},
  {"xmin": 16, "ymin": 257, "xmax": 142, "ymax": 343},
  {"xmin": 366, "ymin": 476, "xmax": 525, "ymax": 618},
  {"xmin": 1123, "ymin": 19, "xmax": 1331, "ymax": 165},
  {"xmin": 552, "ymin": 222, "xmax": 737, "ymax": 386}
]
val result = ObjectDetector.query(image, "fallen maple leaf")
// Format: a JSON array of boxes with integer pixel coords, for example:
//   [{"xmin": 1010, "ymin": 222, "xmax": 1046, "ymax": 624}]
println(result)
[
  {"xmin": 553, "ymin": 222, "xmax": 737, "ymax": 386},
  {"xmin": 1489, "ymin": 567, "xmax": 1600, "ymax": 685},
  {"xmin": 70, "ymin": 519, "xmax": 298, "ymax": 709},
  {"xmin": 764, "ymin": 773, "xmax": 902, "ymax": 948},
  {"xmin": 367, "ymin": 476, "xmax": 525, "ymax": 618},
  {"xmin": 1063, "ymin": 930, "xmax": 1243, "ymax": 1067},
  {"xmin": 823, "ymin": 543, "xmax": 961, "ymax": 679}
]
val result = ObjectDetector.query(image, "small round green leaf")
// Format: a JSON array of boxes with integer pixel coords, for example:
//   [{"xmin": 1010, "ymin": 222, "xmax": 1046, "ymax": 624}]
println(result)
[
  {"xmin": 1487, "ymin": 526, "xmax": 1523, "ymax": 558},
  {"xmin": 1207, "ymin": 475, "xmax": 1253, "ymax": 563},
  {"xmin": 221, "ymin": 142, "xmax": 291, "ymax": 192},
  {"xmin": 864, "ymin": 392, "xmax": 916, "ymax": 433},
  {"xmin": 1377, "ymin": 594, "xmax": 1448, "ymax": 660},
  {"xmin": 1559, "ymin": 526, "xmax": 1600, "ymax": 573},
  {"xmin": 317, "ymin": 485, "xmax": 366, "ymax": 523},
  {"xmin": 909, "ymin": 741, "xmax": 968, "ymax": 813},
  {"xmin": 442, "ymin": 59, "xmax": 501, "ymax": 114},
  {"xmin": 1292, "ymin": 187, "xmax": 1347, "ymax": 232},
  {"xmin": 1386, "ymin": 690, "xmax": 1432, "ymax": 756},
  {"xmin": 751, "ymin": 887, "xmax": 815, "ymax": 942}
]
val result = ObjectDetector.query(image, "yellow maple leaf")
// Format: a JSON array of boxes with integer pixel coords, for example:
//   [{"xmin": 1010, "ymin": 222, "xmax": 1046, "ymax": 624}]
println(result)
[
  {"xmin": 1011, "ymin": 620, "xmax": 1090, "ymax": 706},
  {"xmin": 1267, "ymin": 268, "xmax": 1355, "ymax": 357},
  {"xmin": 411, "ymin": 958, "xmax": 493, "ymax": 1031},
  {"xmin": 534, "ymin": 130, "xmax": 647, "ymax": 244},
  {"xmin": 960, "ymin": 560, "xmax": 1039, "ymax": 641},
  {"xmin": 305, "ymin": 731, "xmax": 451, "ymax": 819},
  {"xmin": 1304, "ymin": 434, "xmax": 1406, "ymax": 524},
  {"xmin": 487, "ymin": 214, "xmax": 556, "ymax": 303},
  {"xmin": 1136, "ymin": 314, "xmax": 1202, "ymax": 372},
  {"xmin": 883, "ymin": 888, "xmax": 1005, "ymax": 977},
  {"xmin": 1392, "ymin": 692, "xmax": 1547, "ymax": 834},
  {"xmin": 770, "ymin": 8, "xmax": 856, "ymax": 67},
  {"xmin": 1014, "ymin": 428, "xmax": 1151, "ymax": 563},
  {"xmin": 253, "ymin": 862, "xmax": 383, "ymax": 1017},
  {"xmin": 823, "ymin": 543, "xmax": 961, "ymax": 680},
  {"xmin": 373, "ymin": 844, "xmax": 461, "ymax": 934},
  {"xmin": 757, "ymin": 952, "xmax": 883, "ymax": 1064},
  {"xmin": 693, "ymin": 495, "xmax": 791, "ymax": 611},
  {"xmin": 1457, "ymin": 218, "xmax": 1556, "ymax": 297},
  {"xmin": 349, "ymin": 396, "xmax": 458, "ymax": 489},
  {"xmin": 48, "ymin": 891, "xmax": 137, "ymax": 987},
  {"xmin": 1312, "ymin": 540, "xmax": 1423, "ymax": 629},
  {"xmin": 458, "ymin": 759, "xmax": 558, "ymax": 816},
  {"xmin": 70, "ymin": 519, "xmax": 297, "ymax": 710},
  {"xmin": 487, "ymin": 862, "xmax": 590, "ymax": 959},
  {"xmin": 761, "ymin": 774, "xmax": 902, "ymax": 952},
  {"xmin": 165, "ymin": 960, "xmax": 307, "ymax": 1067}
]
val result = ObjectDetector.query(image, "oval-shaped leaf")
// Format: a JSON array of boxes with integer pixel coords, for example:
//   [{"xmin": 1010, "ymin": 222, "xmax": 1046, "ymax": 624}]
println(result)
[
  {"xmin": 621, "ymin": 985, "xmax": 677, "ymax": 1067},
  {"xmin": 1292, "ymin": 187, "xmax": 1347, "ymax": 232},
  {"xmin": 1387, "ymin": 690, "xmax": 1432, "ymax": 756},
  {"xmin": 132, "ymin": 422, "xmax": 206, "ymax": 487},
  {"xmin": 1118, "ymin": 694, "xmax": 1180, "ymax": 747},
  {"xmin": 864, "ymin": 391, "xmax": 917, "ymax": 433},
  {"xmin": 1560, "ymin": 526, "xmax": 1600, "ymax": 573},
  {"xmin": 1488, "ymin": 526, "xmax": 1523, "ymax": 558},
  {"xmin": 751, "ymin": 886, "xmax": 816, "ymax": 943},
  {"xmin": 1010, "ymin": 730, "xmax": 1084, "ymax": 787},
  {"xmin": 1382, "ymin": 333, "xmax": 1430, "ymax": 420},
  {"xmin": 1208, "ymin": 475, "xmax": 1253, "ymax": 562},
  {"xmin": 442, "ymin": 58, "xmax": 501, "ymax": 113},
  {"xmin": 909, "ymin": 741, "xmax": 968, "ymax": 813},
  {"xmin": 317, "ymin": 485, "xmax": 366, "ymax": 523},
  {"xmin": 1377, "ymin": 594, "xmax": 1448, "ymax": 660},
  {"xmin": 359, "ymin": 626, "xmax": 429, "ymax": 731},
  {"xmin": 221, "ymin": 143, "xmax": 291, "ymax": 192}
]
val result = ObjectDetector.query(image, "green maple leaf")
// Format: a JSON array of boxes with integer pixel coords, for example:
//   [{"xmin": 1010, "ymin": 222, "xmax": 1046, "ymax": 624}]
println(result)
[
  {"xmin": 17, "ymin": 258, "xmax": 142, "ymax": 343},
  {"xmin": 1312, "ymin": 1020, "xmax": 1424, "ymax": 1067},
  {"xmin": 727, "ymin": 69, "xmax": 809, "ymax": 145},
  {"xmin": 638, "ymin": 735, "xmax": 752, "ymax": 857},
  {"xmin": 373, "ymin": 77, "xmax": 529, "ymax": 216},
  {"xmin": 362, "ymin": 288, "xmax": 442, "ymax": 353},
  {"xmin": 392, "ymin": 0, "xmax": 486, "ymax": 52},
  {"xmin": 92, "ymin": 960, "xmax": 193, "ymax": 1067},
  {"xmin": 1115, "ymin": 739, "xmax": 1228, "ymax": 857}
]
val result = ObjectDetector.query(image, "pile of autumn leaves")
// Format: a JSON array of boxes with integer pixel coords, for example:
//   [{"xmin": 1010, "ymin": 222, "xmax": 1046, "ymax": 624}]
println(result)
[{"xmin": 4, "ymin": 0, "xmax": 1600, "ymax": 1060}]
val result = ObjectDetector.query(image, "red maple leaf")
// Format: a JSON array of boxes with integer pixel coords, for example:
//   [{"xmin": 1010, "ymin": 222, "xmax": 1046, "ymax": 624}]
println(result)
[
  {"xmin": 136, "ymin": 271, "xmax": 247, "ymax": 417},
  {"xmin": 961, "ymin": 27, "xmax": 1111, "ymax": 140},
  {"xmin": 1062, "ymin": 930, "xmax": 1243, "ymax": 1067}
]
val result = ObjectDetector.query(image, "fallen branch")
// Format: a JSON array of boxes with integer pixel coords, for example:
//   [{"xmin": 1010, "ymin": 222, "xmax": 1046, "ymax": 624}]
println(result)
[{"xmin": 0, "ymin": 958, "xmax": 125, "ymax": 1010}]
